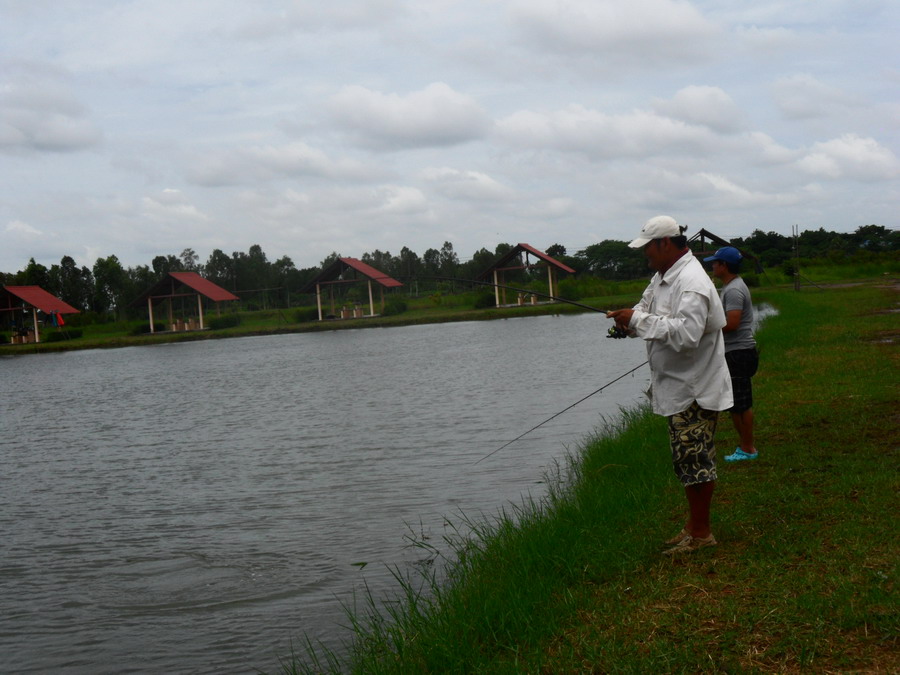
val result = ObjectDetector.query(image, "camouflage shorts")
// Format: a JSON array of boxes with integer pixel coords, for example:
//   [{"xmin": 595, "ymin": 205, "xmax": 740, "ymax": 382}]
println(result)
[{"xmin": 667, "ymin": 401, "xmax": 719, "ymax": 486}]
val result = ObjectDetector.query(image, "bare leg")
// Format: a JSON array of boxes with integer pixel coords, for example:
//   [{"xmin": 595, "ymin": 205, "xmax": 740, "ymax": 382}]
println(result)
[
  {"xmin": 730, "ymin": 409, "xmax": 756, "ymax": 454},
  {"xmin": 685, "ymin": 481, "xmax": 715, "ymax": 539}
]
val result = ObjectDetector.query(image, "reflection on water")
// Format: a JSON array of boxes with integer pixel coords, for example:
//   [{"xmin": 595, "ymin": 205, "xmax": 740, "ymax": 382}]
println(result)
[{"xmin": 1, "ymin": 314, "xmax": 650, "ymax": 673}]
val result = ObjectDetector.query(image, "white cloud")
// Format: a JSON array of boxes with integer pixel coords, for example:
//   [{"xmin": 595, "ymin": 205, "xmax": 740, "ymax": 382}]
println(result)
[
  {"xmin": 6, "ymin": 219, "xmax": 43, "ymax": 236},
  {"xmin": 0, "ymin": 61, "xmax": 102, "ymax": 153},
  {"xmin": 373, "ymin": 185, "xmax": 430, "ymax": 215},
  {"xmin": 697, "ymin": 172, "xmax": 809, "ymax": 207},
  {"xmin": 496, "ymin": 105, "xmax": 719, "ymax": 159},
  {"xmin": 744, "ymin": 132, "xmax": 799, "ymax": 164},
  {"xmin": 734, "ymin": 24, "xmax": 798, "ymax": 51},
  {"xmin": 510, "ymin": 0, "xmax": 719, "ymax": 63},
  {"xmin": 141, "ymin": 189, "xmax": 209, "ymax": 223},
  {"xmin": 329, "ymin": 82, "xmax": 491, "ymax": 150},
  {"xmin": 796, "ymin": 134, "xmax": 900, "ymax": 181},
  {"xmin": 237, "ymin": 0, "xmax": 406, "ymax": 38},
  {"xmin": 772, "ymin": 73, "xmax": 855, "ymax": 119},
  {"xmin": 653, "ymin": 86, "xmax": 745, "ymax": 133},
  {"xmin": 422, "ymin": 167, "xmax": 514, "ymax": 201},
  {"xmin": 188, "ymin": 142, "xmax": 375, "ymax": 186},
  {"xmin": 0, "ymin": 1, "xmax": 897, "ymax": 274}
]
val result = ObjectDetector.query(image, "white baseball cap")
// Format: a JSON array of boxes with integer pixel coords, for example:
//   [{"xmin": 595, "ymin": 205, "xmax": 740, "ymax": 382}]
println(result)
[{"xmin": 628, "ymin": 215, "xmax": 684, "ymax": 248}]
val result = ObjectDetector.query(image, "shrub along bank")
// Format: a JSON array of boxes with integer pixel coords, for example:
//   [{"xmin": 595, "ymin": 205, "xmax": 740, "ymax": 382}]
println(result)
[{"xmin": 288, "ymin": 280, "xmax": 898, "ymax": 674}]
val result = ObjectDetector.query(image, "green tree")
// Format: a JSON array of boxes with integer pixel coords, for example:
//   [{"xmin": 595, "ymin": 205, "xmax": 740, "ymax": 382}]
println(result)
[
  {"xmin": 462, "ymin": 247, "xmax": 496, "ymax": 279},
  {"xmin": 423, "ymin": 248, "xmax": 441, "ymax": 278},
  {"xmin": 319, "ymin": 251, "xmax": 342, "ymax": 270},
  {"xmin": 398, "ymin": 246, "xmax": 421, "ymax": 280},
  {"xmin": 852, "ymin": 224, "xmax": 898, "ymax": 251},
  {"xmin": 576, "ymin": 241, "xmax": 646, "ymax": 280},
  {"xmin": 205, "ymin": 249, "xmax": 233, "ymax": 288},
  {"xmin": 19, "ymin": 258, "xmax": 50, "ymax": 287},
  {"xmin": 48, "ymin": 256, "xmax": 93, "ymax": 310},
  {"xmin": 179, "ymin": 247, "xmax": 201, "ymax": 272},
  {"xmin": 438, "ymin": 241, "xmax": 459, "ymax": 278},
  {"xmin": 92, "ymin": 255, "xmax": 128, "ymax": 314},
  {"xmin": 151, "ymin": 254, "xmax": 182, "ymax": 277},
  {"xmin": 545, "ymin": 243, "xmax": 566, "ymax": 258}
]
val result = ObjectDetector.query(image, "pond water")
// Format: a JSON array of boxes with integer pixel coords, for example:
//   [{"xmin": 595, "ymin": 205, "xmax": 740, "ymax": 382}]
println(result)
[{"xmin": 0, "ymin": 313, "xmax": 651, "ymax": 674}]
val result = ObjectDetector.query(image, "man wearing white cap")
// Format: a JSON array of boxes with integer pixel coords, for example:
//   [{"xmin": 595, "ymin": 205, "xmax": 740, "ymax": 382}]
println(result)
[{"xmin": 608, "ymin": 216, "xmax": 733, "ymax": 555}]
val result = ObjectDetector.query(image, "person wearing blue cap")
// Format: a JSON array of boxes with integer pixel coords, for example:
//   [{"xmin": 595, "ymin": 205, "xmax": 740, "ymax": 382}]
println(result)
[{"xmin": 705, "ymin": 246, "xmax": 759, "ymax": 462}]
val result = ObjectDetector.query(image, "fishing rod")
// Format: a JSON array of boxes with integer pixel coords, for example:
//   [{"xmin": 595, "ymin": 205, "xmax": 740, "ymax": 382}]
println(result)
[
  {"xmin": 403, "ymin": 274, "xmax": 647, "ymax": 461},
  {"xmin": 473, "ymin": 358, "xmax": 648, "ymax": 465},
  {"xmin": 410, "ymin": 275, "xmax": 647, "ymax": 463}
]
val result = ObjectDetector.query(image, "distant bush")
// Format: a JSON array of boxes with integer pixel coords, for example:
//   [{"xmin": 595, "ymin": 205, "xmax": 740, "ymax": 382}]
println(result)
[
  {"xmin": 294, "ymin": 307, "xmax": 320, "ymax": 322},
  {"xmin": 381, "ymin": 298, "xmax": 408, "ymax": 316},
  {"xmin": 557, "ymin": 277, "xmax": 585, "ymax": 301},
  {"xmin": 473, "ymin": 291, "xmax": 496, "ymax": 309},
  {"xmin": 0, "ymin": 333, "xmax": 7, "ymax": 344},
  {"xmin": 44, "ymin": 329, "xmax": 83, "ymax": 342},
  {"xmin": 63, "ymin": 312, "xmax": 100, "ymax": 327},
  {"xmin": 129, "ymin": 322, "xmax": 165, "ymax": 335},
  {"xmin": 208, "ymin": 314, "xmax": 241, "ymax": 330}
]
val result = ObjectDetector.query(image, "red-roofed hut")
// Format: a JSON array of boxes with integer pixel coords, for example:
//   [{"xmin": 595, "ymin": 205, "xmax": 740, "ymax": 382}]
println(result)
[
  {"xmin": 301, "ymin": 257, "xmax": 402, "ymax": 321},
  {"xmin": 1, "ymin": 285, "xmax": 80, "ymax": 344},
  {"xmin": 478, "ymin": 243, "xmax": 576, "ymax": 307},
  {"xmin": 131, "ymin": 272, "xmax": 239, "ymax": 333}
]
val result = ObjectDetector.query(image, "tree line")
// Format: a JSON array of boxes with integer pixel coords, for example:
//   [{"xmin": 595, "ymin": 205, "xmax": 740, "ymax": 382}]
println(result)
[{"xmin": 2, "ymin": 224, "xmax": 895, "ymax": 320}]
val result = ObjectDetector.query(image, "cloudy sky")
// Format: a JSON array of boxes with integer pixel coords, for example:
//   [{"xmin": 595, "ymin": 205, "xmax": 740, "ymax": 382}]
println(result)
[{"xmin": 2, "ymin": 0, "xmax": 898, "ymax": 274}]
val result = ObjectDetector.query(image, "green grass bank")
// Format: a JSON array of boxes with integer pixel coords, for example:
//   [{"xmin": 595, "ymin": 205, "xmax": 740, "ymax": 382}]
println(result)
[{"xmin": 289, "ymin": 280, "xmax": 898, "ymax": 674}]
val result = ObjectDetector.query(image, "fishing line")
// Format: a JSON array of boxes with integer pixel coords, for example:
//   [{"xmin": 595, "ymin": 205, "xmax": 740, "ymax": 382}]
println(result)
[
  {"xmin": 406, "ymin": 274, "xmax": 645, "ymax": 462},
  {"xmin": 473, "ymin": 359, "xmax": 649, "ymax": 465}
]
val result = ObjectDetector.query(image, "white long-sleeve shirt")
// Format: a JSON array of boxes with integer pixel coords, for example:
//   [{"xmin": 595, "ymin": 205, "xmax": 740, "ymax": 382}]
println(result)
[{"xmin": 628, "ymin": 252, "xmax": 733, "ymax": 416}]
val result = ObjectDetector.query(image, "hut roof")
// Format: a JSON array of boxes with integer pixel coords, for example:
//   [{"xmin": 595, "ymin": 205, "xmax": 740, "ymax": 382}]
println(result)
[
  {"xmin": 1, "ymin": 285, "xmax": 80, "ymax": 315},
  {"xmin": 300, "ymin": 257, "xmax": 403, "ymax": 292},
  {"xmin": 478, "ymin": 243, "xmax": 576, "ymax": 280},
  {"xmin": 689, "ymin": 228, "xmax": 763, "ymax": 273},
  {"xmin": 130, "ymin": 271, "xmax": 239, "ymax": 307}
]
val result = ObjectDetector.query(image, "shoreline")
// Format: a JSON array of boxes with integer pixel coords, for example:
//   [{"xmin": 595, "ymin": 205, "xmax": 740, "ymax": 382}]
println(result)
[{"xmin": 287, "ymin": 280, "xmax": 899, "ymax": 673}]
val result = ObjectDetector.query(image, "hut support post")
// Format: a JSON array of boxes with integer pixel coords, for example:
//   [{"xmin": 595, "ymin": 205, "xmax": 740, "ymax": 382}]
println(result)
[
  {"xmin": 493, "ymin": 270, "xmax": 501, "ymax": 307},
  {"xmin": 367, "ymin": 280, "xmax": 375, "ymax": 316},
  {"xmin": 32, "ymin": 307, "xmax": 40, "ymax": 343},
  {"xmin": 148, "ymin": 297, "xmax": 155, "ymax": 333},
  {"xmin": 197, "ymin": 294, "xmax": 205, "ymax": 329},
  {"xmin": 316, "ymin": 283, "xmax": 323, "ymax": 321}
]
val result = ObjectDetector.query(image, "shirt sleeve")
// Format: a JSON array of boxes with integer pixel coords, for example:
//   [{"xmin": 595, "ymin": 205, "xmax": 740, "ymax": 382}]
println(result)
[
  {"xmin": 629, "ymin": 290, "xmax": 710, "ymax": 353},
  {"xmin": 722, "ymin": 284, "xmax": 745, "ymax": 313}
]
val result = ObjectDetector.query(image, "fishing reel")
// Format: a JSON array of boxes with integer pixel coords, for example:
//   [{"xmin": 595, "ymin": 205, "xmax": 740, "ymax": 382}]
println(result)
[{"xmin": 606, "ymin": 325, "xmax": 629, "ymax": 339}]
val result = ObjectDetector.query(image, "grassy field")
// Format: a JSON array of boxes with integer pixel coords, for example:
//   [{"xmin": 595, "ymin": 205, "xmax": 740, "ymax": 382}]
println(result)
[{"xmin": 287, "ymin": 279, "xmax": 898, "ymax": 674}]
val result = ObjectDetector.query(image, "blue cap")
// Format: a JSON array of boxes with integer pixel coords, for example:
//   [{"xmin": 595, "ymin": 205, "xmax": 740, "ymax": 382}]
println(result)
[{"xmin": 704, "ymin": 246, "xmax": 742, "ymax": 265}]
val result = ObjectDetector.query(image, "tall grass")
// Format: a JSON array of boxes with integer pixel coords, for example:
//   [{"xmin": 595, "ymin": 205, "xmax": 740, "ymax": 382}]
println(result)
[{"xmin": 283, "ymin": 279, "xmax": 899, "ymax": 674}]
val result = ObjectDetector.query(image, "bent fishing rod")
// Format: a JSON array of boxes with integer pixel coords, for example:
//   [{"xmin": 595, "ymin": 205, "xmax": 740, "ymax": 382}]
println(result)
[{"xmin": 407, "ymin": 275, "xmax": 648, "ymax": 464}]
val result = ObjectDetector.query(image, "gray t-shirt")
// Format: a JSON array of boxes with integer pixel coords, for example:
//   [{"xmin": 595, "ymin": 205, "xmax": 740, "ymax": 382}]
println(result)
[{"xmin": 721, "ymin": 277, "xmax": 756, "ymax": 352}]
